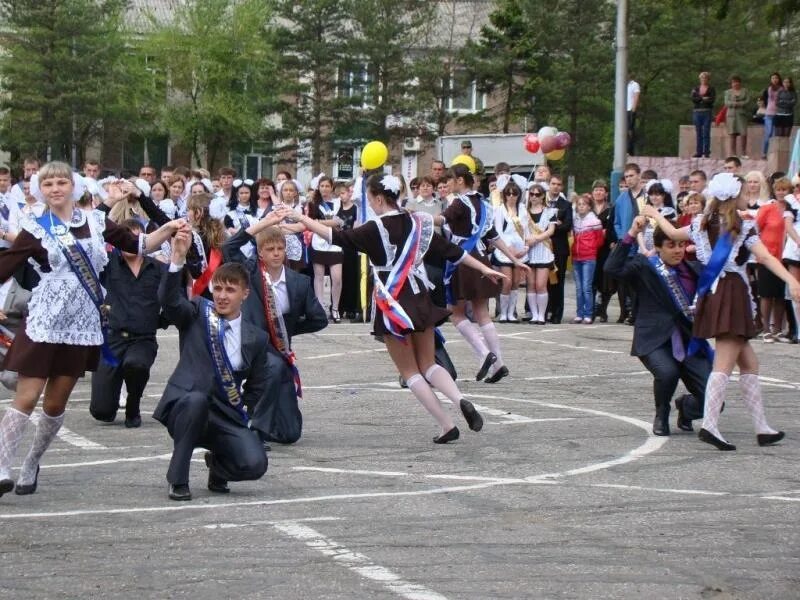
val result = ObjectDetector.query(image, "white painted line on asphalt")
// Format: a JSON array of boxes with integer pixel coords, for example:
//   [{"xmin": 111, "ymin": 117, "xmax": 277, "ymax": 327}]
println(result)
[
  {"xmin": 0, "ymin": 481, "xmax": 504, "ymax": 520},
  {"xmin": 486, "ymin": 418, "xmax": 575, "ymax": 425},
  {"xmin": 294, "ymin": 466, "xmax": 410, "ymax": 477},
  {"xmin": 520, "ymin": 338, "xmax": 624, "ymax": 354},
  {"xmin": 306, "ymin": 348, "xmax": 388, "ymax": 360},
  {"xmin": 293, "ymin": 466, "xmax": 539, "ymax": 485},
  {"xmin": 40, "ymin": 453, "xmax": 172, "ymax": 470},
  {"xmin": 590, "ymin": 483, "xmax": 730, "ymax": 496},
  {"xmin": 204, "ymin": 516, "xmax": 342, "ymax": 529},
  {"xmin": 271, "ymin": 520, "xmax": 449, "ymax": 600},
  {"xmin": 28, "ymin": 411, "xmax": 107, "ymax": 449},
  {"xmin": 523, "ymin": 371, "xmax": 649, "ymax": 381},
  {"xmin": 760, "ymin": 495, "xmax": 800, "ymax": 502}
]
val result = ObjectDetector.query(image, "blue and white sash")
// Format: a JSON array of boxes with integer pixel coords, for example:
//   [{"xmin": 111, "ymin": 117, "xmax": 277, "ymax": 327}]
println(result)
[
  {"xmin": 647, "ymin": 256, "xmax": 695, "ymax": 321},
  {"xmin": 202, "ymin": 299, "xmax": 249, "ymax": 424},
  {"xmin": 37, "ymin": 211, "xmax": 118, "ymax": 366},
  {"xmin": 443, "ymin": 195, "xmax": 488, "ymax": 306}
]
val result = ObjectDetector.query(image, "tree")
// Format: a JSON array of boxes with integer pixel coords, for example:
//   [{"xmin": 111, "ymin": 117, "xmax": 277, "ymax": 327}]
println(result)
[
  {"xmin": 273, "ymin": 0, "xmax": 353, "ymax": 173},
  {"xmin": 146, "ymin": 0, "xmax": 283, "ymax": 171},
  {"xmin": 0, "ymin": 0, "xmax": 150, "ymax": 166}
]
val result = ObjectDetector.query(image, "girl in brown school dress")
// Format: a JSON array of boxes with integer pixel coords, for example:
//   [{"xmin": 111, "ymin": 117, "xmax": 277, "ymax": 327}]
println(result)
[
  {"xmin": 644, "ymin": 172, "xmax": 799, "ymax": 451},
  {"xmin": 435, "ymin": 164, "xmax": 529, "ymax": 384},
  {"xmin": 286, "ymin": 174, "xmax": 507, "ymax": 443},
  {"xmin": 0, "ymin": 162, "xmax": 186, "ymax": 497},
  {"xmin": 306, "ymin": 175, "xmax": 344, "ymax": 323}
]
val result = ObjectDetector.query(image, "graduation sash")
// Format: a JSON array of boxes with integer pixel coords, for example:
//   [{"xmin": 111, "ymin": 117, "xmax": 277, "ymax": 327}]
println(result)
[
  {"xmin": 443, "ymin": 195, "xmax": 488, "ymax": 305},
  {"xmin": 37, "ymin": 211, "xmax": 118, "ymax": 366},
  {"xmin": 260, "ymin": 265, "xmax": 303, "ymax": 398},
  {"xmin": 191, "ymin": 247, "xmax": 222, "ymax": 297},
  {"xmin": 202, "ymin": 299, "xmax": 249, "ymax": 424},
  {"xmin": 374, "ymin": 212, "xmax": 424, "ymax": 339}
]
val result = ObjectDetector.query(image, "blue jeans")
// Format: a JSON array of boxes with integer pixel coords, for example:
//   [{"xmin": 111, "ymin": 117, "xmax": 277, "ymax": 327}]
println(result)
[
  {"xmin": 573, "ymin": 260, "xmax": 596, "ymax": 319},
  {"xmin": 763, "ymin": 115, "xmax": 775, "ymax": 156},
  {"xmin": 693, "ymin": 110, "xmax": 711, "ymax": 156}
]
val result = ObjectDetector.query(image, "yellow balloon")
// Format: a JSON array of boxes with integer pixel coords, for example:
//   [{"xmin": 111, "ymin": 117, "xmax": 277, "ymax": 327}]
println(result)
[
  {"xmin": 545, "ymin": 148, "xmax": 566, "ymax": 161},
  {"xmin": 451, "ymin": 154, "xmax": 477, "ymax": 174},
  {"xmin": 360, "ymin": 141, "xmax": 389, "ymax": 170}
]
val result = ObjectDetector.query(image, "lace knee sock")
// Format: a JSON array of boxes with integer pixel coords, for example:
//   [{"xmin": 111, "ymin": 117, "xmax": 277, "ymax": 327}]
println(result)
[
  {"xmin": 536, "ymin": 293, "xmax": 549, "ymax": 322},
  {"xmin": 0, "ymin": 408, "xmax": 31, "ymax": 481},
  {"xmin": 455, "ymin": 320, "xmax": 489, "ymax": 362},
  {"xmin": 425, "ymin": 364, "xmax": 462, "ymax": 405},
  {"xmin": 18, "ymin": 411, "xmax": 64, "ymax": 486},
  {"xmin": 406, "ymin": 374, "xmax": 454, "ymax": 432},
  {"xmin": 508, "ymin": 290, "xmax": 519, "ymax": 320},
  {"xmin": 527, "ymin": 292, "xmax": 539, "ymax": 322},
  {"xmin": 480, "ymin": 322, "xmax": 504, "ymax": 368},
  {"xmin": 701, "ymin": 371, "xmax": 729, "ymax": 442},
  {"xmin": 738, "ymin": 373, "xmax": 779, "ymax": 435}
]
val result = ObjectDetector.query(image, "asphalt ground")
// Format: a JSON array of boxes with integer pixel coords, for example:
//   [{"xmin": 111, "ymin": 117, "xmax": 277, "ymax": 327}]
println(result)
[{"xmin": 1, "ymin": 285, "xmax": 798, "ymax": 600}]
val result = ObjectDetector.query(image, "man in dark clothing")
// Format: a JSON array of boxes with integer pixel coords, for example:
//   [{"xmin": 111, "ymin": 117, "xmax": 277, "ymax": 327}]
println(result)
[
  {"xmin": 545, "ymin": 174, "xmax": 573, "ymax": 324},
  {"xmin": 90, "ymin": 219, "xmax": 167, "ymax": 428},
  {"xmin": 605, "ymin": 216, "xmax": 707, "ymax": 436}
]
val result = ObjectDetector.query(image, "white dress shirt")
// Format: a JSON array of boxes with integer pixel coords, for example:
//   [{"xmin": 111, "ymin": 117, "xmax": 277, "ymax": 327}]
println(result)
[{"xmin": 266, "ymin": 266, "xmax": 290, "ymax": 315}]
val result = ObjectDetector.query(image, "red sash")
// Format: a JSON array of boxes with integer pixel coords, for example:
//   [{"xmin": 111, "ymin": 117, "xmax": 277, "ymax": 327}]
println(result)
[{"xmin": 191, "ymin": 247, "xmax": 222, "ymax": 297}]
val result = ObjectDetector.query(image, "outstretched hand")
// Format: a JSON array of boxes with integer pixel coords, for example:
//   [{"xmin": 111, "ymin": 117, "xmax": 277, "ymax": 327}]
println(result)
[
  {"xmin": 171, "ymin": 228, "xmax": 192, "ymax": 261},
  {"xmin": 790, "ymin": 281, "xmax": 800, "ymax": 303},
  {"xmin": 482, "ymin": 268, "xmax": 508, "ymax": 283},
  {"xmin": 640, "ymin": 205, "xmax": 659, "ymax": 220}
]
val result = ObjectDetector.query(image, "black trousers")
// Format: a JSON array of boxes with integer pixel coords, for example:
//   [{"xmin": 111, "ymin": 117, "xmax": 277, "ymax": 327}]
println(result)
[
  {"xmin": 248, "ymin": 349, "xmax": 303, "ymax": 445},
  {"xmin": 90, "ymin": 333, "xmax": 158, "ymax": 422},
  {"xmin": 638, "ymin": 341, "xmax": 708, "ymax": 419},
  {"xmin": 165, "ymin": 395, "xmax": 267, "ymax": 485},
  {"xmin": 339, "ymin": 247, "xmax": 361, "ymax": 314},
  {"xmin": 546, "ymin": 252, "xmax": 569, "ymax": 323}
]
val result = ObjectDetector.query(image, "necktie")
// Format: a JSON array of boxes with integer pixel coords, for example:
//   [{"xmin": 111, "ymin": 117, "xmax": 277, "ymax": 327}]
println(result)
[{"xmin": 671, "ymin": 328, "xmax": 686, "ymax": 362}]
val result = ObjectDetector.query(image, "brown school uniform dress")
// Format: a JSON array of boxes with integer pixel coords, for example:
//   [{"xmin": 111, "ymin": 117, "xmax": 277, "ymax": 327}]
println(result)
[
  {"xmin": 0, "ymin": 211, "xmax": 143, "ymax": 378},
  {"xmin": 330, "ymin": 211, "xmax": 465, "ymax": 337},
  {"xmin": 691, "ymin": 213, "xmax": 759, "ymax": 340},
  {"xmin": 441, "ymin": 192, "xmax": 501, "ymax": 301}
]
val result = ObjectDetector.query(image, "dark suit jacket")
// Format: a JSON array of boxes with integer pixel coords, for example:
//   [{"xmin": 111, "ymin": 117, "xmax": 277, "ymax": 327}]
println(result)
[
  {"xmin": 1, "ymin": 279, "xmax": 30, "ymax": 333},
  {"xmin": 547, "ymin": 194, "xmax": 574, "ymax": 256},
  {"xmin": 605, "ymin": 239, "xmax": 701, "ymax": 357},
  {"xmin": 153, "ymin": 269, "xmax": 269, "ymax": 426},
  {"xmin": 223, "ymin": 229, "xmax": 327, "ymax": 345}
]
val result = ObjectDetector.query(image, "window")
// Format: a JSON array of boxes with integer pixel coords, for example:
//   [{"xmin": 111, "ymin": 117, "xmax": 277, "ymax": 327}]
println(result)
[
  {"xmin": 447, "ymin": 70, "xmax": 486, "ymax": 113},
  {"xmin": 338, "ymin": 63, "xmax": 373, "ymax": 108}
]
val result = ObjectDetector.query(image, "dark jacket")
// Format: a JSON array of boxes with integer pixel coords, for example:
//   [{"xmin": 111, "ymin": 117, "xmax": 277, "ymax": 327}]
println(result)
[
  {"xmin": 153, "ymin": 269, "xmax": 269, "ymax": 426},
  {"xmin": 222, "ymin": 229, "xmax": 327, "ymax": 345},
  {"xmin": 547, "ymin": 194, "xmax": 573, "ymax": 256},
  {"xmin": 691, "ymin": 85, "xmax": 716, "ymax": 110},
  {"xmin": 604, "ymin": 238, "xmax": 701, "ymax": 357}
]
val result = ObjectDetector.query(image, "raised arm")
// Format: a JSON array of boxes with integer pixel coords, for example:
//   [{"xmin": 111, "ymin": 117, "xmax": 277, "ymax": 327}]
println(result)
[
  {"xmin": 640, "ymin": 205, "xmax": 691, "ymax": 242},
  {"xmin": 605, "ymin": 216, "xmax": 647, "ymax": 280},
  {"xmin": 158, "ymin": 230, "xmax": 199, "ymax": 329}
]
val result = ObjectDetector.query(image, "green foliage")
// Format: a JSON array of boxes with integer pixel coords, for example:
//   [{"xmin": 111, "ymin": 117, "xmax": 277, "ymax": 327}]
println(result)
[
  {"xmin": 0, "ymin": 0, "xmax": 150, "ymax": 165},
  {"xmin": 145, "ymin": 0, "xmax": 282, "ymax": 171}
]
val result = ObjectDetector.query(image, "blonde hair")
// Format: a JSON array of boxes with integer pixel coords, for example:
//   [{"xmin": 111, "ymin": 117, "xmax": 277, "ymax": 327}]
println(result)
[
  {"xmin": 37, "ymin": 161, "xmax": 73, "ymax": 182},
  {"xmin": 772, "ymin": 176, "xmax": 793, "ymax": 194},
  {"xmin": 187, "ymin": 192, "xmax": 225, "ymax": 249},
  {"xmin": 744, "ymin": 170, "xmax": 770, "ymax": 200},
  {"xmin": 109, "ymin": 196, "xmax": 142, "ymax": 224},
  {"xmin": 255, "ymin": 226, "xmax": 286, "ymax": 250}
]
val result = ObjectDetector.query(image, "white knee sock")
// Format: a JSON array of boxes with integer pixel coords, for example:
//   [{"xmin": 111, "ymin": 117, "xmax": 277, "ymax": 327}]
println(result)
[
  {"xmin": 0, "ymin": 408, "xmax": 30, "ymax": 481},
  {"xmin": 425, "ymin": 364, "xmax": 463, "ymax": 405},
  {"xmin": 18, "ymin": 411, "xmax": 64, "ymax": 485},
  {"xmin": 508, "ymin": 290, "xmax": 519, "ymax": 320},
  {"xmin": 455, "ymin": 320, "xmax": 489, "ymax": 362},
  {"xmin": 702, "ymin": 371, "xmax": 729, "ymax": 442},
  {"xmin": 536, "ymin": 293, "xmax": 549, "ymax": 322},
  {"xmin": 498, "ymin": 294, "xmax": 509, "ymax": 320},
  {"xmin": 480, "ymin": 322, "xmax": 503, "ymax": 368},
  {"xmin": 738, "ymin": 374, "xmax": 779, "ymax": 435},
  {"xmin": 527, "ymin": 292, "xmax": 539, "ymax": 322},
  {"xmin": 792, "ymin": 300, "xmax": 800, "ymax": 341},
  {"xmin": 406, "ymin": 373, "xmax": 454, "ymax": 432}
]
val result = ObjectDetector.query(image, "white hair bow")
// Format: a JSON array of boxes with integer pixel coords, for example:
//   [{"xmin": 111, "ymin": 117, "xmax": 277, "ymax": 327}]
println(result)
[
  {"xmin": 380, "ymin": 174, "xmax": 401, "ymax": 194},
  {"xmin": 707, "ymin": 172, "xmax": 742, "ymax": 201}
]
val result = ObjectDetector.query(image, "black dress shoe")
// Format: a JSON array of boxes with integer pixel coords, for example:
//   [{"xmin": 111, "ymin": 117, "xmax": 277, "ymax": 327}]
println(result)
[
  {"xmin": 652, "ymin": 416, "xmax": 670, "ymax": 436},
  {"xmin": 205, "ymin": 452, "xmax": 230, "ymax": 493},
  {"xmin": 698, "ymin": 428, "xmax": 736, "ymax": 451},
  {"xmin": 459, "ymin": 399, "xmax": 484, "ymax": 432},
  {"xmin": 476, "ymin": 352, "xmax": 497, "ymax": 381},
  {"xmin": 168, "ymin": 483, "xmax": 192, "ymax": 501},
  {"xmin": 675, "ymin": 396, "xmax": 693, "ymax": 432},
  {"xmin": 757, "ymin": 431, "xmax": 785, "ymax": 446},
  {"xmin": 484, "ymin": 366, "xmax": 509, "ymax": 384},
  {"xmin": 433, "ymin": 426, "xmax": 460, "ymax": 444},
  {"xmin": 0, "ymin": 478, "xmax": 14, "ymax": 498},
  {"xmin": 124, "ymin": 415, "xmax": 142, "ymax": 428},
  {"xmin": 15, "ymin": 466, "xmax": 40, "ymax": 495}
]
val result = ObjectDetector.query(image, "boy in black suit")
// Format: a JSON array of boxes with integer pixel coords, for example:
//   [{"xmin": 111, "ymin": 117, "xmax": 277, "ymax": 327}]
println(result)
[
  {"xmin": 223, "ymin": 218, "xmax": 327, "ymax": 445},
  {"xmin": 605, "ymin": 216, "xmax": 708, "ymax": 436},
  {"xmin": 154, "ymin": 231, "xmax": 269, "ymax": 501}
]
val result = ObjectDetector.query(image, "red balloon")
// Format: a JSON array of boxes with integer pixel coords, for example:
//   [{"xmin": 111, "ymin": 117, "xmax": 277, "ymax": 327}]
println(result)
[
  {"xmin": 555, "ymin": 131, "xmax": 571, "ymax": 150},
  {"xmin": 540, "ymin": 136, "xmax": 558, "ymax": 154},
  {"xmin": 524, "ymin": 133, "xmax": 540, "ymax": 154}
]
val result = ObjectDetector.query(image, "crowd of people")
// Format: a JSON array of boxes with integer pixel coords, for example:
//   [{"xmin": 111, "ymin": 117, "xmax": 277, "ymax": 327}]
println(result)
[{"xmin": 0, "ymin": 149, "xmax": 795, "ymax": 502}]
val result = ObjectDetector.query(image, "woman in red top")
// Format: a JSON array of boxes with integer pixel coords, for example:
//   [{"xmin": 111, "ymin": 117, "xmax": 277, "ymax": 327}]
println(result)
[{"xmin": 755, "ymin": 178, "xmax": 794, "ymax": 341}]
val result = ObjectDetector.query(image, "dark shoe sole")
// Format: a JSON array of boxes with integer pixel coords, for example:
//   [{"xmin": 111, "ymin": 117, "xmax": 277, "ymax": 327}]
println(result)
[
  {"xmin": 484, "ymin": 366, "xmax": 509, "ymax": 384},
  {"xmin": 460, "ymin": 399, "xmax": 484, "ymax": 432},
  {"xmin": 757, "ymin": 431, "xmax": 785, "ymax": 446},
  {"xmin": 699, "ymin": 428, "xmax": 736, "ymax": 451},
  {"xmin": 124, "ymin": 417, "xmax": 142, "ymax": 428},
  {"xmin": 677, "ymin": 419, "xmax": 694, "ymax": 432},
  {"xmin": 0, "ymin": 478, "xmax": 14, "ymax": 497},
  {"xmin": 15, "ymin": 465, "xmax": 39, "ymax": 495},
  {"xmin": 433, "ymin": 426, "xmax": 460, "ymax": 444},
  {"xmin": 476, "ymin": 352, "xmax": 497, "ymax": 381},
  {"xmin": 168, "ymin": 485, "xmax": 192, "ymax": 501}
]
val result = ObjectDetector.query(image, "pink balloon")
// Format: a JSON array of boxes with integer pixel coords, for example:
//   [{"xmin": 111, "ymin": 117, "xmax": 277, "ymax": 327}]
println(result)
[
  {"xmin": 524, "ymin": 133, "xmax": 540, "ymax": 153},
  {"xmin": 555, "ymin": 132, "xmax": 572, "ymax": 150},
  {"xmin": 540, "ymin": 136, "xmax": 558, "ymax": 154}
]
